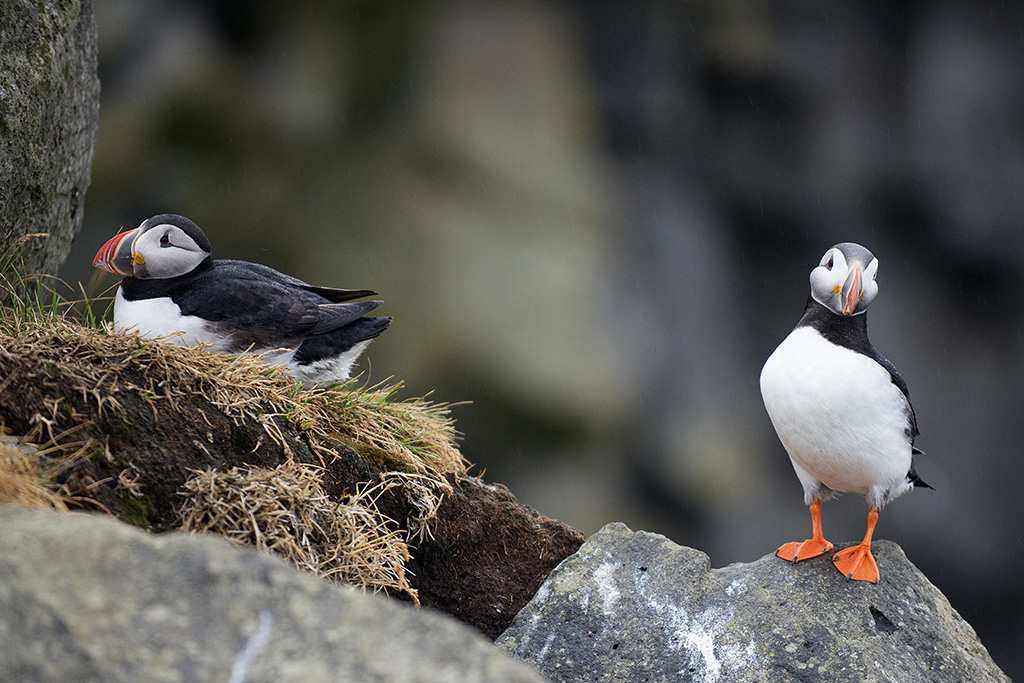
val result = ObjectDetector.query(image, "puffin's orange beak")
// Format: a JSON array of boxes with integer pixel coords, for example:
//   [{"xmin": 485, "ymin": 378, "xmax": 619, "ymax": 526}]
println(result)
[
  {"xmin": 93, "ymin": 228, "xmax": 140, "ymax": 276},
  {"xmin": 841, "ymin": 265, "xmax": 862, "ymax": 316}
]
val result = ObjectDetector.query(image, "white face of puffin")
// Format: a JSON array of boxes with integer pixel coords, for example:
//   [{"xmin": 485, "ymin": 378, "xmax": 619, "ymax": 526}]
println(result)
[
  {"xmin": 129, "ymin": 221, "xmax": 210, "ymax": 279},
  {"xmin": 93, "ymin": 214, "xmax": 212, "ymax": 280},
  {"xmin": 808, "ymin": 242, "xmax": 879, "ymax": 316}
]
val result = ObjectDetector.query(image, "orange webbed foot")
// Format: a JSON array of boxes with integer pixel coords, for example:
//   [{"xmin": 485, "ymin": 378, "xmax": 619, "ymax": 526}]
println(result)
[
  {"xmin": 777, "ymin": 537, "xmax": 834, "ymax": 563},
  {"xmin": 776, "ymin": 500, "xmax": 832, "ymax": 563},
  {"xmin": 832, "ymin": 543, "xmax": 879, "ymax": 583},
  {"xmin": 832, "ymin": 508, "xmax": 882, "ymax": 583}
]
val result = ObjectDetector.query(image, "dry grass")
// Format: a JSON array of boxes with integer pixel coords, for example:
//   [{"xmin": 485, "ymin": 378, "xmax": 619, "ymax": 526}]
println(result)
[
  {"xmin": 0, "ymin": 430, "xmax": 99, "ymax": 511},
  {"xmin": 0, "ymin": 310, "xmax": 466, "ymax": 478},
  {"xmin": 0, "ymin": 439, "xmax": 69, "ymax": 511},
  {"xmin": 0, "ymin": 430, "xmax": 118, "ymax": 513},
  {"xmin": 179, "ymin": 460, "xmax": 420, "ymax": 602}
]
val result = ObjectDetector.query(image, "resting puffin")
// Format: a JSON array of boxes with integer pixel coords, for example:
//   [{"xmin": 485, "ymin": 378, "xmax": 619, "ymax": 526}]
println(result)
[
  {"xmin": 759, "ymin": 242, "xmax": 929, "ymax": 583},
  {"xmin": 93, "ymin": 214, "xmax": 391, "ymax": 387}
]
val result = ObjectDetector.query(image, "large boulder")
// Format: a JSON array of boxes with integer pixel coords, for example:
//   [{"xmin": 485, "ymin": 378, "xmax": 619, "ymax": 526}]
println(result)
[
  {"xmin": 0, "ymin": 506, "xmax": 546, "ymax": 683},
  {"xmin": 0, "ymin": 0, "xmax": 99, "ymax": 278},
  {"xmin": 498, "ymin": 522, "xmax": 1008, "ymax": 683}
]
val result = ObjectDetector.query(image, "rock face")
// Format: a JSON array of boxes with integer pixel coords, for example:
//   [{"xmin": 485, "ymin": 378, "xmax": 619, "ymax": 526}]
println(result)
[
  {"xmin": 0, "ymin": 506, "xmax": 546, "ymax": 683},
  {"xmin": 408, "ymin": 478, "xmax": 584, "ymax": 639},
  {"xmin": 0, "ymin": 1, "xmax": 99, "ymax": 278},
  {"xmin": 498, "ymin": 523, "xmax": 1009, "ymax": 683}
]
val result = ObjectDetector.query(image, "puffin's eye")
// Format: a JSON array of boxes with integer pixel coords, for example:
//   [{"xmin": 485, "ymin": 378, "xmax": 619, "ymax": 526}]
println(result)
[
  {"xmin": 825, "ymin": 255, "xmax": 834, "ymax": 270},
  {"xmin": 160, "ymin": 233, "xmax": 171, "ymax": 247}
]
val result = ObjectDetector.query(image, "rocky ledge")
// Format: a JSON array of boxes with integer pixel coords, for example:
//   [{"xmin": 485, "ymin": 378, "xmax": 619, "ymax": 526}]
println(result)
[
  {"xmin": 0, "ymin": 508, "xmax": 1010, "ymax": 682},
  {"xmin": 0, "ymin": 506, "xmax": 545, "ymax": 683},
  {"xmin": 498, "ymin": 522, "xmax": 1009, "ymax": 683}
]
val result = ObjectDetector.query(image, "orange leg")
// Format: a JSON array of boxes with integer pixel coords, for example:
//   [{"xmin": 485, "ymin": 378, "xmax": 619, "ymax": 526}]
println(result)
[
  {"xmin": 776, "ymin": 501, "xmax": 834, "ymax": 563},
  {"xmin": 832, "ymin": 509, "xmax": 880, "ymax": 583}
]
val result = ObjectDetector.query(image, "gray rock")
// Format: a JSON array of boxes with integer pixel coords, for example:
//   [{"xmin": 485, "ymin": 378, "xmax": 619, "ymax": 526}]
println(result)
[
  {"xmin": 0, "ymin": 506, "xmax": 546, "ymax": 683},
  {"xmin": 0, "ymin": 1, "xmax": 99, "ymax": 278},
  {"xmin": 498, "ymin": 522, "xmax": 1008, "ymax": 683}
]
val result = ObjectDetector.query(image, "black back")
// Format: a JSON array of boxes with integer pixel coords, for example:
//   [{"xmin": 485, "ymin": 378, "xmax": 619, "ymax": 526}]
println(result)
[{"xmin": 119, "ymin": 259, "xmax": 388, "ymax": 354}]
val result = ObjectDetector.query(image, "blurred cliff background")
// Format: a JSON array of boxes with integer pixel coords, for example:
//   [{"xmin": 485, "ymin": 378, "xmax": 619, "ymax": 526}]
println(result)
[{"xmin": 59, "ymin": 0, "xmax": 1023, "ymax": 676}]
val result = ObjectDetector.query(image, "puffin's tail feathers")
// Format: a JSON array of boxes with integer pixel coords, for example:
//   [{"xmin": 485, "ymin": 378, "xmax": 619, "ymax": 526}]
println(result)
[
  {"xmin": 908, "ymin": 449, "xmax": 933, "ymax": 490},
  {"xmin": 293, "ymin": 316, "xmax": 392, "ymax": 366},
  {"xmin": 353, "ymin": 315, "xmax": 392, "ymax": 342}
]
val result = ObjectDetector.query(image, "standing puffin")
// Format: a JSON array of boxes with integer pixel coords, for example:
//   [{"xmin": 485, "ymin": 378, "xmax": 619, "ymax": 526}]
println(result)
[
  {"xmin": 759, "ymin": 242, "xmax": 929, "ymax": 583},
  {"xmin": 93, "ymin": 214, "xmax": 391, "ymax": 387}
]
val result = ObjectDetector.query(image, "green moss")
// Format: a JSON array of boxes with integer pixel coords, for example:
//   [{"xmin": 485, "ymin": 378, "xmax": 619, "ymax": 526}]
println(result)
[
  {"xmin": 56, "ymin": 401, "xmax": 75, "ymax": 428},
  {"xmin": 105, "ymin": 417, "xmax": 133, "ymax": 450},
  {"xmin": 114, "ymin": 496, "xmax": 156, "ymax": 529},
  {"xmin": 84, "ymin": 440, "xmax": 109, "ymax": 467},
  {"xmin": 41, "ymin": 361, "xmax": 63, "ymax": 379}
]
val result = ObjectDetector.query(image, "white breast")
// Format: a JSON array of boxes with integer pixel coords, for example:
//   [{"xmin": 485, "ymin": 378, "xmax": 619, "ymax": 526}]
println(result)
[
  {"xmin": 113, "ymin": 288, "xmax": 231, "ymax": 351},
  {"xmin": 760, "ymin": 326, "xmax": 913, "ymax": 509}
]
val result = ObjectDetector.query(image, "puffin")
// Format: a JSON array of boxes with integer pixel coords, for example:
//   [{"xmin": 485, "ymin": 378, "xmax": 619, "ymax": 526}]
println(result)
[
  {"xmin": 93, "ymin": 214, "xmax": 391, "ymax": 387},
  {"xmin": 759, "ymin": 242, "xmax": 929, "ymax": 583}
]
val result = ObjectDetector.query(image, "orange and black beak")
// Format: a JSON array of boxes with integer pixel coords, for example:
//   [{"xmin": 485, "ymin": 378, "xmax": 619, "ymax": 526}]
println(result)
[
  {"xmin": 840, "ymin": 264, "xmax": 863, "ymax": 316},
  {"xmin": 93, "ymin": 228, "xmax": 141, "ymax": 276}
]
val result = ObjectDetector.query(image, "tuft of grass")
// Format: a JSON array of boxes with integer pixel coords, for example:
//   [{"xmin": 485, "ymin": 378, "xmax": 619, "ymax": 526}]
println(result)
[
  {"xmin": 1, "ymin": 232, "xmax": 54, "ymax": 313},
  {"xmin": 0, "ymin": 430, "xmax": 110, "ymax": 512},
  {"xmin": 179, "ymin": 460, "xmax": 421, "ymax": 602},
  {"xmin": 0, "ymin": 307, "xmax": 465, "ymax": 478},
  {"xmin": 0, "ymin": 437, "xmax": 70, "ymax": 511},
  {"xmin": 0, "ymin": 232, "xmax": 46, "ymax": 285},
  {"xmin": 1, "ymin": 231, "xmax": 114, "ymax": 329},
  {"xmin": 303, "ymin": 380, "xmax": 467, "ymax": 475}
]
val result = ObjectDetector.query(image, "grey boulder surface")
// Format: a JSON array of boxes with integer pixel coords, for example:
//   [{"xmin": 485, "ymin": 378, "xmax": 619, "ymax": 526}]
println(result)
[
  {"xmin": 498, "ymin": 522, "xmax": 1008, "ymax": 683},
  {"xmin": 0, "ymin": 0, "xmax": 100, "ymax": 279},
  {"xmin": 0, "ymin": 506, "xmax": 546, "ymax": 683}
]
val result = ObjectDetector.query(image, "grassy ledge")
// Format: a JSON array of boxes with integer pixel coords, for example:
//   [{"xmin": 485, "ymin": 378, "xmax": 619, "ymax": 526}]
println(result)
[
  {"xmin": 0, "ymin": 238, "xmax": 465, "ymax": 598},
  {"xmin": 0, "ymin": 268, "xmax": 466, "ymax": 480}
]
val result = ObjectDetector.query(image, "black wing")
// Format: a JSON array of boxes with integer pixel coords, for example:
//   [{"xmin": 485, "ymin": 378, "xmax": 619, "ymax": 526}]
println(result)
[
  {"xmin": 218, "ymin": 260, "xmax": 376, "ymax": 302},
  {"xmin": 868, "ymin": 349, "xmax": 919, "ymax": 442},
  {"xmin": 170, "ymin": 261, "xmax": 380, "ymax": 347},
  {"xmin": 865, "ymin": 336, "xmax": 931, "ymax": 488}
]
